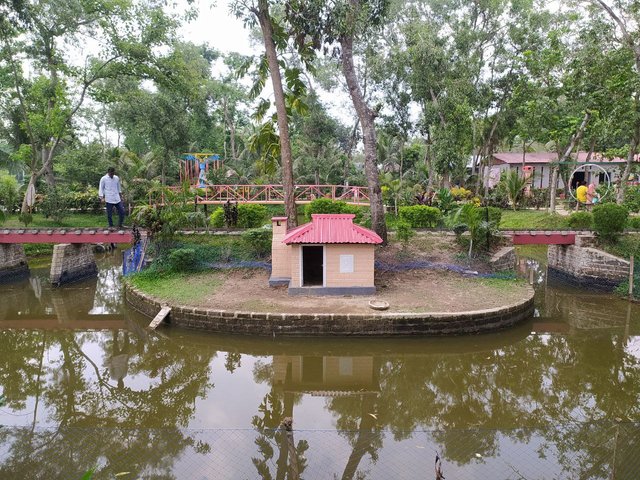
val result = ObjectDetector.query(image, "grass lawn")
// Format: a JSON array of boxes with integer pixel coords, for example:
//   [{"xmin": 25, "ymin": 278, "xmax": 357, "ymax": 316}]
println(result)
[
  {"xmin": 129, "ymin": 270, "xmax": 223, "ymax": 303},
  {"xmin": 2, "ymin": 213, "xmax": 108, "ymax": 228},
  {"xmin": 499, "ymin": 210, "xmax": 569, "ymax": 230}
]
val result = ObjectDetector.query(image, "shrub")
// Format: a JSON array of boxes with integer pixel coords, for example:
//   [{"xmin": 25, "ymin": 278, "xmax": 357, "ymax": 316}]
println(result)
[
  {"xmin": 223, "ymin": 201, "xmax": 238, "ymax": 227},
  {"xmin": 628, "ymin": 217, "xmax": 640, "ymax": 230},
  {"xmin": 303, "ymin": 198, "xmax": 364, "ymax": 222},
  {"xmin": 67, "ymin": 187, "xmax": 102, "ymax": 213},
  {"xmin": 399, "ymin": 205, "xmax": 442, "ymax": 228},
  {"xmin": 0, "ymin": 171, "xmax": 19, "ymax": 213},
  {"xmin": 237, "ymin": 204, "xmax": 267, "ymax": 228},
  {"xmin": 593, "ymin": 203, "xmax": 629, "ymax": 242},
  {"xmin": 450, "ymin": 186, "xmax": 473, "ymax": 201},
  {"xmin": 18, "ymin": 212, "xmax": 33, "ymax": 227},
  {"xmin": 210, "ymin": 208, "xmax": 224, "ymax": 228},
  {"xmin": 433, "ymin": 188, "xmax": 455, "ymax": 214},
  {"xmin": 242, "ymin": 227, "xmax": 272, "ymax": 258},
  {"xmin": 39, "ymin": 186, "xmax": 69, "ymax": 222},
  {"xmin": 567, "ymin": 211, "xmax": 593, "ymax": 229},
  {"xmin": 623, "ymin": 185, "xmax": 640, "ymax": 213},
  {"xmin": 395, "ymin": 219, "xmax": 414, "ymax": 244},
  {"xmin": 168, "ymin": 248, "xmax": 198, "ymax": 272}
]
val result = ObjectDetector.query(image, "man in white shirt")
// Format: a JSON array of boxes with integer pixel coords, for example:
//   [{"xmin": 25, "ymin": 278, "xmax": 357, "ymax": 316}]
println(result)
[{"xmin": 98, "ymin": 167, "xmax": 125, "ymax": 228}]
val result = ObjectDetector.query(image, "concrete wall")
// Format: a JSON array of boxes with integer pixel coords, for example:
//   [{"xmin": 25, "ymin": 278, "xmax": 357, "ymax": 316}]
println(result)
[
  {"xmin": 0, "ymin": 244, "xmax": 29, "ymax": 282},
  {"xmin": 325, "ymin": 245, "xmax": 375, "ymax": 288},
  {"xmin": 50, "ymin": 243, "xmax": 98, "ymax": 286},
  {"xmin": 547, "ymin": 244, "xmax": 630, "ymax": 290}
]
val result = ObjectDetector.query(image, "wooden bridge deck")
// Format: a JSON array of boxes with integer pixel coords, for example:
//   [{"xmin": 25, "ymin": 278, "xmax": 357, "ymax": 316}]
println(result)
[
  {"xmin": 510, "ymin": 231, "xmax": 577, "ymax": 245},
  {"xmin": 0, "ymin": 228, "xmax": 134, "ymax": 244}
]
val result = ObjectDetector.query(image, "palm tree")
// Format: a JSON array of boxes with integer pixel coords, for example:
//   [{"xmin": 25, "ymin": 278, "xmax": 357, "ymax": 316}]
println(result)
[{"xmin": 505, "ymin": 170, "xmax": 526, "ymax": 211}]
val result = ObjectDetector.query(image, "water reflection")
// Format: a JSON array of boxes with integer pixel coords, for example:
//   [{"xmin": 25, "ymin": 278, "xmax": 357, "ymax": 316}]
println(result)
[{"xmin": 0, "ymin": 247, "xmax": 638, "ymax": 478}]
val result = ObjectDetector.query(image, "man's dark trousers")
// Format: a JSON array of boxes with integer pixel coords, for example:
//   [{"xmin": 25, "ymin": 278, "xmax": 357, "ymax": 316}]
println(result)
[{"xmin": 106, "ymin": 202, "xmax": 125, "ymax": 228}]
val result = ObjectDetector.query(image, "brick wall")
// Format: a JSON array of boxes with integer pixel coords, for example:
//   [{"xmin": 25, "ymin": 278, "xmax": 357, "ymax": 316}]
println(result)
[
  {"xmin": 125, "ymin": 282, "xmax": 535, "ymax": 337},
  {"xmin": 50, "ymin": 243, "xmax": 98, "ymax": 286},
  {"xmin": 490, "ymin": 247, "xmax": 516, "ymax": 272},
  {"xmin": 548, "ymin": 244, "xmax": 629, "ymax": 290},
  {"xmin": 0, "ymin": 244, "xmax": 29, "ymax": 282}
]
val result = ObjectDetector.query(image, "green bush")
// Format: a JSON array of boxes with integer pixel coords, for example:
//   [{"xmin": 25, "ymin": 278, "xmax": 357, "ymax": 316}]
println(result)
[
  {"xmin": 18, "ymin": 212, "xmax": 33, "ymax": 227},
  {"xmin": 168, "ymin": 248, "xmax": 198, "ymax": 272},
  {"xmin": 242, "ymin": 227, "xmax": 272, "ymax": 258},
  {"xmin": 623, "ymin": 186, "xmax": 640, "ymax": 213},
  {"xmin": 628, "ymin": 217, "xmax": 640, "ymax": 229},
  {"xmin": 67, "ymin": 187, "xmax": 102, "ymax": 213},
  {"xmin": 593, "ymin": 203, "xmax": 629, "ymax": 242},
  {"xmin": 303, "ymin": 198, "xmax": 363, "ymax": 222},
  {"xmin": 398, "ymin": 205, "xmax": 442, "ymax": 228},
  {"xmin": 210, "ymin": 208, "xmax": 224, "ymax": 228},
  {"xmin": 237, "ymin": 204, "xmax": 268, "ymax": 228},
  {"xmin": 395, "ymin": 219, "xmax": 414, "ymax": 244},
  {"xmin": 567, "ymin": 211, "xmax": 594, "ymax": 229},
  {"xmin": 39, "ymin": 186, "xmax": 69, "ymax": 222},
  {"xmin": 0, "ymin": 171, "xmax": 19, "ymax": 213}
]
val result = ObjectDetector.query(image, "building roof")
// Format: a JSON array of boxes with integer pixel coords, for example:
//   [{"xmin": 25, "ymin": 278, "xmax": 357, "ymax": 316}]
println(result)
[
  {"xmin": 282, "ymin": 214, "xmax": 383, "ymax": 245},
  {"xmin": 492, "ymin": 151, "xmax": 634, "ymax": 165}
]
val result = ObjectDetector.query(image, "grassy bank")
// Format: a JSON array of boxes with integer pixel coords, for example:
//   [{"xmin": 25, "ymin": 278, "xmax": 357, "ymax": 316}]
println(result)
[
  {"xmin": 2, "ymin": 213, "xmax": 107, "ymax": 228},
  {"xmin": 499, "ymin": 210, "xmax": 568, "ymax": 230},
  {"xmin": 129, "ymin": 270, "xmax": 224, "ymax": 303}
]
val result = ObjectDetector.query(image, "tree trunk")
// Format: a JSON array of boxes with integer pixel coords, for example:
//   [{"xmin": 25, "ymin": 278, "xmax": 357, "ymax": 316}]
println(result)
[
  {"xmin": 256, "ymin": 0, "xmax": 297, "ymax": 228},
  {"xmin": 618, "ymin": 133, "xmax": 639, "ymax": 204},
  {"xmin": 223, "ymin": 97, "xmax": 237, "ymax": 161},
  {"xmin": 549, "ymin": 111, "xmax": 591, "ymax": 212},
  {"xmin": 340, "ymin": 31, "xmax": 387, "ymax": 243}
]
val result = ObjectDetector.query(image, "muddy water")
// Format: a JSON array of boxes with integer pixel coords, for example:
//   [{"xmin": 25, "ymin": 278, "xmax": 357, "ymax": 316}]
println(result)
[{"xmin": 0, "ymin": 247, "xmax": 639, "ymax": 480}]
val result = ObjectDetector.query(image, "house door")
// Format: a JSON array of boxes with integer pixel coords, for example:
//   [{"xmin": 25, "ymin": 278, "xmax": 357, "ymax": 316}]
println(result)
[{"xmin": 302, "ymin": 246, "xmax": 324, "ymax": 286}]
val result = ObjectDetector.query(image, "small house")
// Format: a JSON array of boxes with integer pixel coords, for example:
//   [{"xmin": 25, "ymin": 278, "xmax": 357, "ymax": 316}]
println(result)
[
  {"xmin": 269, "ymin": 214, "xmax": 383, "ymax": 295},
  {"xmin": 478, "ymin": 151, "xmax": 636, "ymax": 189}
]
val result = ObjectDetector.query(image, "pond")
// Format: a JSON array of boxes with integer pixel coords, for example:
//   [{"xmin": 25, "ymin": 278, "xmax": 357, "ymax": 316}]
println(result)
[{"xmin": 0, "ymin": 247, "xmax": 639, "ymax": 479}]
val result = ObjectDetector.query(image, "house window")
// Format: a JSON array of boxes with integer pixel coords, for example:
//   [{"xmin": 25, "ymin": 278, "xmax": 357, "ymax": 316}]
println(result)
[{"xmin": 339, "ymin": 254, "xmax": 354, "ymax": 273}]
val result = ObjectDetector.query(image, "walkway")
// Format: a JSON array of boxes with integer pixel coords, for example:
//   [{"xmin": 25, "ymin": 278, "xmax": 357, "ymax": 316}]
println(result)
[
  {"xmin": 186, "ymin": 184, "xmax": 370, "ymax": 206},
  {"xmin": 0, "ymin": 228, "xmax": 133, "ymax": 244}
]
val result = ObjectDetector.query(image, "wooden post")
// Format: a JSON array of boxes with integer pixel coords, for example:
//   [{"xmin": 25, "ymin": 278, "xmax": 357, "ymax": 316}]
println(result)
[{"xmin": 629, "ymin": 255, "xmax": 635, "ymax": 299}]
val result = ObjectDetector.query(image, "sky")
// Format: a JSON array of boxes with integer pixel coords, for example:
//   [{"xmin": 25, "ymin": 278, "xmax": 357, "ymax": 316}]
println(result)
[
  {"xmin": 176, "ymin": 0, "xmax": 358, "ymax": 126},
  {"xmin": 177, "ymin": 0, "xmax": 254, "ymax": 56}
]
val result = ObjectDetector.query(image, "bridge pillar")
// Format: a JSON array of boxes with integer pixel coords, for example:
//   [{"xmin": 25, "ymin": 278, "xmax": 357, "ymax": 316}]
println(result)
[
  {"xmin": 50, "ymin": 243, "xmax": 98, "ymax": 286},
  {"xmin": 0, "ymin": 244, "xmax": 29, "ymax": 283}
]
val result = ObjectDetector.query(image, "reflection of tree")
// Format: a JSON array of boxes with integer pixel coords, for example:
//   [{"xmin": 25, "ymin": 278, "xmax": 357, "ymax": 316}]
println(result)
[
  {"xmin": 0, "ymin": 329, "xmax": 218, "ymax": 479},
  {"xmin": 251, "ymin": 389, "xmax": 308, "ymax": 480},
  {"xmin": 319, "ymin": 332, "xmax": 640, "ymax": 477}
]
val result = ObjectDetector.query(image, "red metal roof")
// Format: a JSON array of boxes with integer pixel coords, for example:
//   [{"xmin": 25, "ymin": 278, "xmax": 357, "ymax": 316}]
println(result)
[
  {"xmin": 282, "ymin": 214, "xmax": 383, "ymax": 245},
  {"xmin": 492, "ymin": 151, "xmax": 635, "ymax": 165}
]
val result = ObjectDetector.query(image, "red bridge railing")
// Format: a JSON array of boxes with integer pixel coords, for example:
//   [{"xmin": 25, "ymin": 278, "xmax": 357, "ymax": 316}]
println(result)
[{"xmin": 170, "ymin": 184, "xmax": 370, "ymax": 206}]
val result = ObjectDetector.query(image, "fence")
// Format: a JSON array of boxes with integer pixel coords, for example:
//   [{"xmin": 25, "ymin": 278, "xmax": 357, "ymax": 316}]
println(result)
[{"xmin": 0, "ymin": 423, "xmax": 638, "ymax": 480}]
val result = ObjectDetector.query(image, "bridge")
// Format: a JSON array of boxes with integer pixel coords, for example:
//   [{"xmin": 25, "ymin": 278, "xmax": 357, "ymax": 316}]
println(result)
[
  {"xmin": 509, "ymin": 231, "xmax": 576, "ymax": 245},
  {"xmin": 180, "ymin": 184, "xmax": 370, "ymax": 206},
  {"xmin": 0, "ymin": 228, "xmax": 135, "ymax": 286},
  {"xmin": 0, "ymin": 228, "xmax": 134, "ymax": 244}
]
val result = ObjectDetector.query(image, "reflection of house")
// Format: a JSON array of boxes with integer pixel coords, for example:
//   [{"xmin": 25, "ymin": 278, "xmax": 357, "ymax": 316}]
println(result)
[
  {"xmin": 481, "ymin": 152, "xmax": 636, "ymax": 189},
  {"xmin": 270, "ymin": 214, "xmax": 382, "ymax": 295},
  {"xmin": 273, "ymin": 356, "xmax": 378, "ymax": 395}
]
